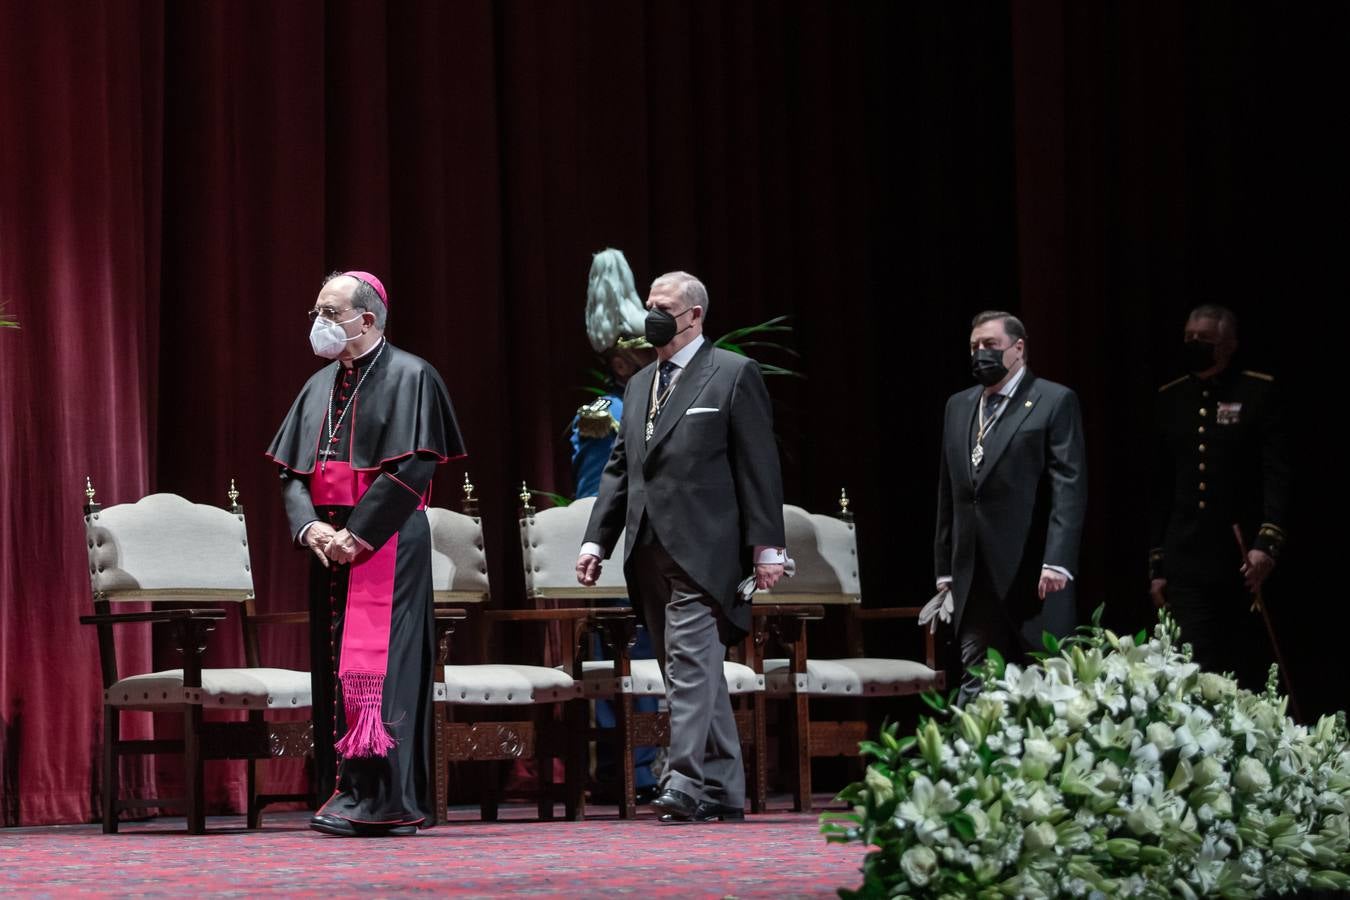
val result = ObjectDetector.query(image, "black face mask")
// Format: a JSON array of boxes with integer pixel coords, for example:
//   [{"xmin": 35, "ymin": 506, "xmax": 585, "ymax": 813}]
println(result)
[
  {"xmin": 1183, "ymin": 340, "xmax": 1218, "ymax": 374},
  {"xmin": 644, "ymin": 306, "xmax": 694, "ymax": 348},
  {"xmin": 971, "ymin": 346, "xmax": 1012, "ymax": 387}
]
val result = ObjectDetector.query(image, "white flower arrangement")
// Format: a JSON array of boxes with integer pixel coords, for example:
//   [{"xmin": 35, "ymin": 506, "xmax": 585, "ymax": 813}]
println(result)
[{"xmin": 822, "ymin": 609, "xmax": 1350, "ymax": 898}]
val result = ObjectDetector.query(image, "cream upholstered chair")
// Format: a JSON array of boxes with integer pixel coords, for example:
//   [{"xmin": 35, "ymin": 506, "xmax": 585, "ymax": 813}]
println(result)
[
  {"xmin": 519, "ymin": 494, "xmax": 767, "ymax": 819},
  {"xmin": 426, "ymin": 477, "xmax": 595, "ymax": 823},
  {"xmin": 757, "ymin": 493, "xmax": 945, "ymax": 812},
  {"xmin": 79, "ymin": 481, "xmax": 312, "ymax": 835}
]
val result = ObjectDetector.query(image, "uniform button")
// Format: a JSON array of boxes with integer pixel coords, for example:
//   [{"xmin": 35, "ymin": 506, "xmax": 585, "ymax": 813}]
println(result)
[
  {"xmin": 1199, "ymin": 408, "xmax": 1208, "ymax": 417},
  {"xmin": 1198, "ymin": 426, "xmax": 1206, "ymax": 434},
  {"xmin": 1198, "ymin": 501, "xmax": 1207, "ymax": 510},
  {"xmin": 1199, "ymin": 463, "xmax": 1206, "ymax": 472},
  {"xmin": 1199, "ymin": 482, "xmax": 1207, "ymax": 491},
  {"xmin": 1199, "ymin": 444, "xmax": 1207, "ymax": 453},
  {"xmin": 1202, "ymin": 391, "xmax": 1210, "ymax": 398}
]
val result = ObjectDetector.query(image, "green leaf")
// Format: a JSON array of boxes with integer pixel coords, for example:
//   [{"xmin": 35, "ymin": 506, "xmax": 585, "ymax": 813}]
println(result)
[
  {"xmin": 948, "ymin": 811, "xmax": 977, "ymax": 842},
  {"xmin": 1091, "ymin": 603, "xmax": 1105, "ymax": 627},
  {"xmin": 1134, "ymin": 629, "xmax": 1147, "ymax": 646},
  {"xmin": 920, "ymin": 691, "xmax": 947, "ymax": 714},
  {"xmin": 717, "ymin": 315, "xmax": 794, "ymax": 343},
  {"xmin": 857, "ymin": 740, "xmax": 890, "ymax": 760},
  {"xmin": 526, "ymin": 488, "xmax": 571, "ymax": 508},
  {"xmin": 756, "ymin": 363, "xmax": 807, "ymax": 379},
  {"xmin": 986, "ymin": 646, "xmax": 1006, "ymax": 678},
  {"xmin": 737, "ymin": 340, "xmax": 802, "ymax": 357},
  {"xmin": 1042, "ymin": 632, "xmax": 1061, "ymax": 655}
]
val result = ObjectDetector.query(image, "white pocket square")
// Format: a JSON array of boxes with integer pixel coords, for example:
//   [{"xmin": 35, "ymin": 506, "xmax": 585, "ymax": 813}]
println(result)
[{"xmin": 685, "ymin": 407, "xmax": 719, "ymax": 416}]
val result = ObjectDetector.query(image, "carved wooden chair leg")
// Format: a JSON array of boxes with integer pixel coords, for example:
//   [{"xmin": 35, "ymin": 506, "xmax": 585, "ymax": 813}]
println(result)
[
  {"xmin": 536, "ymin": 709, "xmax": 555, "ymax": 822},
  {"xmin": 565, "ymin": 699, "xmax": 587, "ymax": 821},
  {"xmin": 184, "ymin": 705, "xmax": 205, "ymax": 835},
  {"xmin": 618, "ymin": 693, "xmax": 637, "ymax": 820},
  {"xmin": 102, "ymin": 706, "xmax": 119, "ymax": 834},
  {"xmin": 751, "ymin": 693, "xmax": 768, "ymax": 813},
  {"xmin": 246, "ymin": 758, "xmax": 260, "ymax": 829},
  {"xmin": 481, "ymin": 760, "xmax": 500, "ymax": 822},
  {"xmin": 793, "ymin": 693, "xmax": 812, "ymax": 813},
  {"xmin": 431, "ymin": 706, "xmax": 448, "ymax": 827}
]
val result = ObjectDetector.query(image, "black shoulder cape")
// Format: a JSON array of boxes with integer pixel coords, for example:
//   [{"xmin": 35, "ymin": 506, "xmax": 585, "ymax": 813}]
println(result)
[{"xmin": 265, "ymin": 342, "xmax": 465, "ymax": 474}]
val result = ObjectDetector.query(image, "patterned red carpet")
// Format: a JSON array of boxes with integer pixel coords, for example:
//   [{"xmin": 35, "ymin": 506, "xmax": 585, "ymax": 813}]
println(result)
[{"xmin": 1, "ymin": 799, "xmax": 860, "ymax": 898}]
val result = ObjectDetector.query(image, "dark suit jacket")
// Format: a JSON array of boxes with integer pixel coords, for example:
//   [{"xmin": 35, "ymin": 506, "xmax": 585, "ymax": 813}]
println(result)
[
  {"xmin": 584, "ymin": 339, "xmax": 786, "ymax": 637},
  {"xmin": 934, "ymin": 369, "xmax": 1087, "ymax": 634}
]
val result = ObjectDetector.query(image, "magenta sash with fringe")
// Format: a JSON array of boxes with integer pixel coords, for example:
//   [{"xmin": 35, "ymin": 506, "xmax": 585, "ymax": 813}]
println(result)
[{"xmin": 312, "ymin": 461, "xmax": 421, "ymax": 758}]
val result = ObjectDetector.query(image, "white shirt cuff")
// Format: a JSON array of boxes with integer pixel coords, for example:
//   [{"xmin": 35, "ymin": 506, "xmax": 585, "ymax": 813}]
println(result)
[
  {"xmin": 297, "ymin": 520, "xmax": 318, "ymax": 545},
  {"xmin": 754, "ymin": 546, "xmax": 787, "ymax": 565},
  {"xmin": 1042, "ymin": 565, "xmax": 1074, "ymax": 580},
  {"xmin": 350, "ymin": 530, "xmax": 373, "ymax": 551},
  {"xmin": 936, "ymin": 575, "xmax": 953, "ymax": 587},
  {"xmin": 580, "ymin": 542, "xmax": 605, "ymax": 560}
]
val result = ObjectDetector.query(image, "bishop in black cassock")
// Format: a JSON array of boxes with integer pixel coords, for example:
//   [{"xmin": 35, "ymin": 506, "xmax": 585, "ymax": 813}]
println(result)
[{"xmin": 266, "ymin": 271, "xmax": 464, "ymax": 836}]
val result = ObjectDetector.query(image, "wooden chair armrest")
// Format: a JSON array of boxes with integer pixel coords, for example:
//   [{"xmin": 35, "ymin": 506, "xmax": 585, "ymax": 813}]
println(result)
[
  {"xmin": 80, "ymin": 608, "xmax": 227, "ymax": 626},
  {"xmin": 850, "ymin": 607, "xmax": 944, "ymax": 671},
  {"xmin": 753, "ymin": 604, "xmax": 826, "ymax": 620},
  {"xmin": 484, "ymin": 608, "xmax": 632, "ymax": 624},
  {"xmin": 852, "ymin": 607, "xmax": 924, "ymax": 620},
  {"xmin": 435, "ymin": 607, "xmax": 470, "ymax": 622},
  {"xmin": 248, "ymin": 611, "xmax": 309, "ymax": 626}
]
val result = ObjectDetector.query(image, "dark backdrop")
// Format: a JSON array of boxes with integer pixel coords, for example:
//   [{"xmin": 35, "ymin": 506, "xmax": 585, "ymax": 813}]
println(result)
[{"xmin": 1, "ymin": 0, "xmax": 1341, "ymax": 825}]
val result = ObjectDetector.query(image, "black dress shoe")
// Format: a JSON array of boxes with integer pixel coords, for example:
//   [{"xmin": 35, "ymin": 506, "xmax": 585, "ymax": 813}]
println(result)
[
  {"xmin": 311, "ymin": 814, "xmax": 419, "ymax": 837},
  {"xmin": 649, "ymin": 788, "xmax": 698, "ymax": 820},
  {"xmin": 309, "ymin": 813, "xmax": 357, "ymax": 836},
  {"xmin": 659, "ymin": 800, "xmax": 746, "ymax": 825},
  {"xmin": 691, "ymin": 800, "xmax": 745, "ymax": 822}
]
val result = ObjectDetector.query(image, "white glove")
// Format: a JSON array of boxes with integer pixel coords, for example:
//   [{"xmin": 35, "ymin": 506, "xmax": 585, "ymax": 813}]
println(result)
[
  {"xmin": 737, "ymin": 556, "xmax": 797, "ymax": 602},
  {"xmin": 918, "ymin": 587, "xmax": 953, "ymax": 634}
]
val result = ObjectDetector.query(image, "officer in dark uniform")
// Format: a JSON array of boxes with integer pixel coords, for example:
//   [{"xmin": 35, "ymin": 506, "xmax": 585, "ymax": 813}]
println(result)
[{"xmin": 1149, "ymin": 304, "xmax": 1290, "ymax": 690}]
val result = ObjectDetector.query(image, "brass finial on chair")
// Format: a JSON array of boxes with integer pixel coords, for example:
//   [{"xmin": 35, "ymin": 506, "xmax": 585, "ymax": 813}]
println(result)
[
  {"xmin": 462, "ymin": 472, "xmax": 480, "ymax": 517},
  {"xmin": 839, "ymin": 487, "xmax": 853, "ymax": 523},
  {"xmin": 519, "ymin": 481, "xmax": 535, "ymax": 517},
  {"xmin": 228, "ymin": 478, "xmax": 243, "ymax": 515},
  {"xmin": 84, "ymin": 476, "xmax": 101, "ymax": 516}
]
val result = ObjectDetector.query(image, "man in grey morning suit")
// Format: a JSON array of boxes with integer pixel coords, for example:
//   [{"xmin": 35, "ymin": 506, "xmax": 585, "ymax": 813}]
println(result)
[
  {"xmin": 576, "ymin": 271, "xmax": 787, "ymax": 824},
  {"xmin": 935, "ymin": 311, "xmax": 1087, "ymax": 703}
]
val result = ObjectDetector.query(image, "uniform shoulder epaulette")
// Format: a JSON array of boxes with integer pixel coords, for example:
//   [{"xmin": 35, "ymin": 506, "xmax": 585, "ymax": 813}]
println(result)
[
  {"xmin": 1242, "ymin": 370, "xmax": 1274, "ymax": 382},
  {"xmin": 576, "ymin": 397, "xmax": 618, "ymax": 439},
  {"xmin": 1158, "ymin": 376, "xmax": 1188, "ymax": 393}
]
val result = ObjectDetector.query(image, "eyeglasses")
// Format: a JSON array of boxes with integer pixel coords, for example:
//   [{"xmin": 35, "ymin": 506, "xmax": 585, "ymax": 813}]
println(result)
[{"xmin": 307, "ymin": 306, "xmax": 357, "ymax": 323}]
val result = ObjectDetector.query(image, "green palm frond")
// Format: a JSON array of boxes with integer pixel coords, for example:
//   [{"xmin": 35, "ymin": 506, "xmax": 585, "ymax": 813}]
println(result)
[
  {"xmin": 756, "ymin": 363, "xmax": 807, "ymax": 379},
  {"xmin": 0, "ymin": 301, "xmax": 18, "ymax": 329},
  {"xmin": 526, "ymin": 487, "xmax": 571, "ymax": 508},
  {"xmin": 736, "ymin": 341, "xmax": 801, "ymax": 357},
  {"xmin": 716, "ymin": 315, "xmax": 794, "ymax": 344}
]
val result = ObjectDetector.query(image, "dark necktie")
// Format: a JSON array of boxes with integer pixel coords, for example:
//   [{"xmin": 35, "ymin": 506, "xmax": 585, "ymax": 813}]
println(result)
[
  {"xmin": 971, "ymin": 393, "xmax": 1006, "ymax": 469},
  {"xmin": 646, "ymin": 361, "xmax": 680, "ymax": 441},
  {"xmin": 658, "ymin": 360, "xmax": 678, "ymax": 396},
  {"xmin": 984, "ymin": 393, "xmax": 1006, "ymax": 423}
]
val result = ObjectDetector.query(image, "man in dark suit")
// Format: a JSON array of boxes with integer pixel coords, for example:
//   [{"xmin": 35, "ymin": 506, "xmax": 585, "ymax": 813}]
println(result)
[
  {"xmin": 576, "ymin": 271, "xmax": 786, "ymax": 824},
  {"xmin": 1149, "ymin": 304, "xmax": 1289, "ymax": 690},
  {"xmin": 935, "ymin": 311, "xmax": 1087, "ymax": 702}
]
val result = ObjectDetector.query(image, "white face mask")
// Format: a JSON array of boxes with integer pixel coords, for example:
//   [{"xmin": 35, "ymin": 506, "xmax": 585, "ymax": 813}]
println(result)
[{"xmin": 309, "ymin": 313, "xmax": 363, "ymax": 359}]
